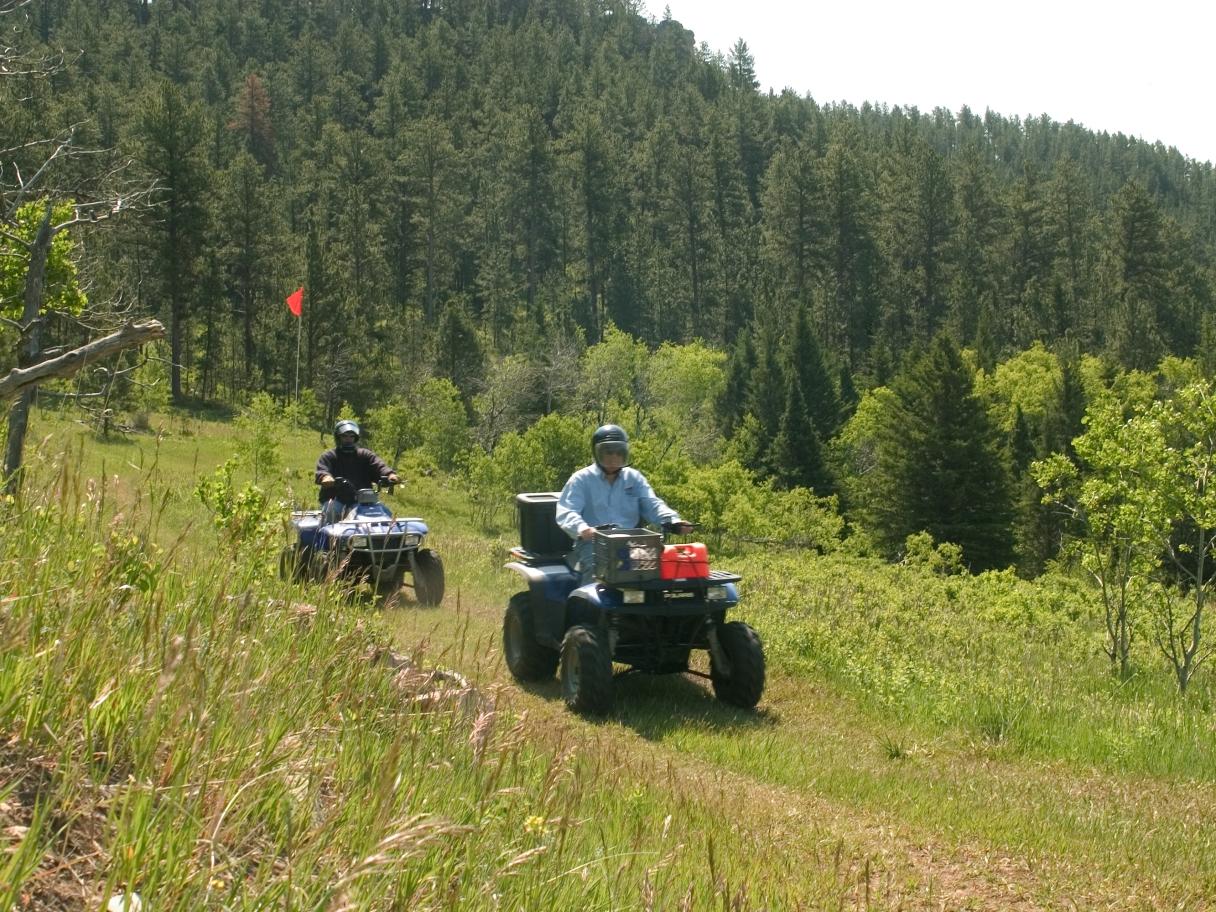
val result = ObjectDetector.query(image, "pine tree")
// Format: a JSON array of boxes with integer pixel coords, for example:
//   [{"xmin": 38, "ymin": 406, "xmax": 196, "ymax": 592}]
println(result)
[
  {"xmin": 558, "ymin": 101, "xmax": 625, "ymax": 343},
  {"xmin": 819, "ymin": 123, "xmax": 879, "ymax": 365},
  {"xmin": 784, "ymin": 304, "xmax": 840, "ymax": 439},
  {"xmin": 742, "ymin": 322, "xmax": 785, "ymax": 474},
  {"xmin": 864, "ymin": 333, "xmax": 1014, "ymax": 571},
  {"xmin": 436, "ymin": 300, "xmax": 484, "ymax": 408},
  {"xmin": 401, "ymin": 116, "xmax": 462, "ymax": 324},
  {"xmin": 229, "ymin": 72, "xmax": 276, "ymax": 170},
  {"xmin": 1045, "ymin": 157, "xmax": 1095, "ymax": 345},
  {"xmin": 1045, "ymin": 346, "xmax": 1087, "ymax": 457},
  {"xmin": 719, "ymin": 328, "xmax": 755, "ymax": 435},
  {"xmin": 837, "ymin": 365, "xmax": 859, "ymax": 423},
  {"xmin": 1101, "ymin": 180, "xmax": 1171, "ymax": 369},
  {"xmin": 945, "ymin": 145, "xmax": 1004, "ymax": 347},
  {"xmin": 769, "ymin": 377, "xmax": 831, "ymax": 492},
  {"xmin": 725, "ymin": 39, "xmax": 768, "ymax": 209},
  {"xmin": 877, "ymin": 136, "xmax": 953, "ymax": 349},
  {"xmin": 216, "ymin": 151, "xmax": 276, "ymax": 385},
  {"xmin": 134, "ymin": 80, "xmax": 210, "ymax": 401},
  {"xmin": 760, "ymin": 139, "xmax": 825, "ymax": 311},
  {"xmin": 705, "ymin": 106, "xmax": 757, "ymax": 345}
]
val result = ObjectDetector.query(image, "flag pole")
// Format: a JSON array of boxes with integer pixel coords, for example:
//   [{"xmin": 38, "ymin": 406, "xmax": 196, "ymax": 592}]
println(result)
[
  {"xmin": 286, "ymin": 286, "xmax": 304, "ymax": 408},
  {"xmin": 294, "ymin": 314, "xmax": 301, "ymax": 404}
]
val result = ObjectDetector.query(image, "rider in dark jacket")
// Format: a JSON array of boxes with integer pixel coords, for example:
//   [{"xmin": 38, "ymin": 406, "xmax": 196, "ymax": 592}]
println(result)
[{"xmin": 316, "ymin": 420, "xmax": 399, "ymax": 521}]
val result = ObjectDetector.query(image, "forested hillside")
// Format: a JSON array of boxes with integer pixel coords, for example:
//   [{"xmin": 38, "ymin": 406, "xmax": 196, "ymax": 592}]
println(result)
[
  {"xmin": 5, "ymin": 0, "xmax": 1215, "ymax": 395},
  {"xmin": 5, "ymin": 0, "xmax": 1216, "ymax": 583}
]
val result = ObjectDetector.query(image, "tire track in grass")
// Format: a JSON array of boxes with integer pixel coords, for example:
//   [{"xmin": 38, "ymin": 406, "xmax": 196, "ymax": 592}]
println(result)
[{"xmin": 388, "ymin": 575, "xmax": 1213, "ymax": 910}]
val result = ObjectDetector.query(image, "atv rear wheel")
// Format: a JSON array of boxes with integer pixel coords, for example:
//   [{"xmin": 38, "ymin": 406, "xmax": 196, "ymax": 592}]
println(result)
[
  {"xmin": 560, "ymin": 625, "xmax": 613, "ymax": 715},
  {"xmin": 710, "ymin": 621, "xmax": 765, "ymax": 709},
  {"xmin": 504, "ymin": 593, "xmax": 559, "ymax": 681},
  {"xmin": 411, "ymin": 548, "xmax": 445, "ymax": 606}
]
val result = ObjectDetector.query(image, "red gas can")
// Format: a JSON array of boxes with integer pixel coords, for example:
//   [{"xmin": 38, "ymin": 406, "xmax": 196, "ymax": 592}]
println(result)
[{"xmin": 660, "ymin": 542, "xmax": 710, "ymax": 579}]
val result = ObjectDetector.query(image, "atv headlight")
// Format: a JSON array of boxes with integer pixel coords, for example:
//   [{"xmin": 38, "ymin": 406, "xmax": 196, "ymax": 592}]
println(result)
[
  {"xmin": 706, "ymin": 586, "xmax": 727, "ymax": 600},
  {"xmin": 621, "ymin": 589, "xmax": 645, "ymax": 604},
  {"xmin": 349, "ymin": 535, "xmax": 369, "ymax": 549},
  {"xmin": 403, "ymin": 534, "xmax": 421, "ymax": 548}
]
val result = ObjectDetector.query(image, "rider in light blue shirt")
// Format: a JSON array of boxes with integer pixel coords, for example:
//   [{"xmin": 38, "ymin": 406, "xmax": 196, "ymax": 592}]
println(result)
[{"xmin": 556, "ymin": 424, "xmax": 692, "ymax": 582}]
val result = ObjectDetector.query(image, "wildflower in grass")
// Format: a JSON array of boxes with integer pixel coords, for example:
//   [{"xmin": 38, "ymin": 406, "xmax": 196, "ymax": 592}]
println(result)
[
  {"xmin": 106, "ymin": 892, "xmax": 142, "ymax": 912},
  {"xmin": 523, "ymin": 814, "xmax": 549, "ymax": 836}
]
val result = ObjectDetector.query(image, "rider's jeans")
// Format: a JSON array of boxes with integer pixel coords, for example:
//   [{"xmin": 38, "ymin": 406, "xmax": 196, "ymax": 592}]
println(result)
[{"xmin": 571, "ymin": 539, "xmax": 595, "ymax": 585}]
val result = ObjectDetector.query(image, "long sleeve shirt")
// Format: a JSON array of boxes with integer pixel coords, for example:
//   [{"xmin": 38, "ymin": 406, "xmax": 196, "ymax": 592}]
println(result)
[
  {"xmin": 315, "ymin": 447, "xmax": 393, "ymax": 499},
  {"xmin": 556, "ymin": 463, "xmax": 681, "ymax": 541}
]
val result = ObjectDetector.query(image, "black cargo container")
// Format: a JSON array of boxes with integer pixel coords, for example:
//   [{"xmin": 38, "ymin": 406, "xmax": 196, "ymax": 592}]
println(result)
[{"xmin": 516, "ymin": 492, "xmax": 573, "ymax": 558}]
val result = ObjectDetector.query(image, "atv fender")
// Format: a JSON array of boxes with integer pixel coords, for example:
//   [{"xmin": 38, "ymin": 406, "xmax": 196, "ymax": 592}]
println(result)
[
  {"xmin": 504, "ymin": 560, "xmax": 579, "ymax": 649},
  {"xmin": 565, "ymin": 586, "xmax": 606, "ymax": 633}
]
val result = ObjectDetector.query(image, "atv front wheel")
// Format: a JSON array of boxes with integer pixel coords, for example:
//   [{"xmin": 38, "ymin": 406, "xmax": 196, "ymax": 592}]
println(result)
[
  {"xmin": 710, "ymin": 621, "xmax": 765, "ymax": 709},
  {"xmin": 279, "ymin": 546, "xmax": 310, "ymax": 581},
  {"xmin": 560, "ymin": 625, "xmax": 613, "ymax": 715},
  {"xmin": 411, "ymin": 548, "xmax": 445, "ymax": 606},
  {"xmin": 503, "ymin": 593, "xmax": 559, "ymax": 681}
]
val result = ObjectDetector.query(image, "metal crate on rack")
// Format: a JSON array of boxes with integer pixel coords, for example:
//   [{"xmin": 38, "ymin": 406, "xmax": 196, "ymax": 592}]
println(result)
[{"xmin": 593, "ymin": 527, "xmax": 662, "ymax": 583}]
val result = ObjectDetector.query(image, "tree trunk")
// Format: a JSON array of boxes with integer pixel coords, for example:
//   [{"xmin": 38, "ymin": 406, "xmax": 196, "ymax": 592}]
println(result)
[{"xmin": 3, "ymin": 206, "xmax": 53, "ymax": 494}]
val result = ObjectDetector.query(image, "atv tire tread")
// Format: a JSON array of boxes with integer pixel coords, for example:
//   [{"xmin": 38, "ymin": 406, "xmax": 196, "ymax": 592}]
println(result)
[
  {"xmin": 503, "ymin": 593, "xmax": 559, "ymax": 681},
  {"xmin": 412, "ymin": 548, "xmax": 445, "ymax": 606},
  {"xmin": 560, "ymin": 625, "xmax": 613, "ymax": 715},
  {"xmin": 710, "ymin": 621, "xmax": 765, "ymax": 709}
]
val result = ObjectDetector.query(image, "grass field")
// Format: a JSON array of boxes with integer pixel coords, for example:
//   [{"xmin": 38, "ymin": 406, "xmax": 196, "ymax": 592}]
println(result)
[{"xmin": 2, "ymin": 409, "xmax": 1214, "ymax": 910}]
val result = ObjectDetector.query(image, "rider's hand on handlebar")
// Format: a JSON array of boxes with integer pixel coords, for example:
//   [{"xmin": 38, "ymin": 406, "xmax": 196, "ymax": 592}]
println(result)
[
  {"xmin": 665, "ymin": 521, "xmax": 696, "ymax": 535},
  {"xmin": 579, "ymin": 527, "xmax": 596, "ymax": 541},
  {"xmin": 320, "ymin": 474, "xmax": 336, "ymax": 486}
]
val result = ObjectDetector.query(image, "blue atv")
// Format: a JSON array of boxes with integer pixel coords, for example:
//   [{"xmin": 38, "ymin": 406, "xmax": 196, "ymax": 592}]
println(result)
[
  {"xmin": 280, "ymin": 477, "xmax": 445, "ymax": 606},
  {"xmin": 502, "ymin": 492, "xmax": 764, "ymax": 715}
]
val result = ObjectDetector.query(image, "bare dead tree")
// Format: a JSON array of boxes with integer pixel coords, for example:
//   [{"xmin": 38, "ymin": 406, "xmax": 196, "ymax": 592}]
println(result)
[
  {"xmin": 1, "ymin": 3, "xmax": 159, "ymax": 492},
  {"xmin": 1, "ymin": 1, "xmax": 58, "ymax": 84},
  {"xmin": 0, "ymin": 319, "xmax": 165, "ymax": 402},
  {"xmin": 1, "ymin": 172, "xmax": 157, "ymax": 489}
]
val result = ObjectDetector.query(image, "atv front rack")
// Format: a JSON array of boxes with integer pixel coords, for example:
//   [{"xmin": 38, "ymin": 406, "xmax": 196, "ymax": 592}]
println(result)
[{"xmin": 601, "ymin": 568, "xmax": 741, "ymax": 589}]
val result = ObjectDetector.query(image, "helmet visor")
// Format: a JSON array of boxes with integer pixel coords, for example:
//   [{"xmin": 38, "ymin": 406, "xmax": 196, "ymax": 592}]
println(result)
[{"xmin": 594, "ymin": 440, "xmax": 629, "ymax": 465}]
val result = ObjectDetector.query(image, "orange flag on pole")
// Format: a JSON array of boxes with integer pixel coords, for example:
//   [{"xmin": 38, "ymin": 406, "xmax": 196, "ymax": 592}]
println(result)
[{"xmin": 286, "ymin": 286, "xmax": 303, "ymax": 317}]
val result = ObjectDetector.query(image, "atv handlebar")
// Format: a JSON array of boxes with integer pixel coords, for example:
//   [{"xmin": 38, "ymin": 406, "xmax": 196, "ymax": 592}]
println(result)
[
  {"xmin": 662, "ymin": 521, "xmax": 698, "ymax": 534},
  {"xmin": 320, "ymin": 475, "xmax": 357, "ymax": 500},
  {"xmin": 321, "ymin": 475, "xmax": 401, "ymax": 495},
  {"xmin": 591, "ymin": 521, "xmax": 698, "ymax": 535}
]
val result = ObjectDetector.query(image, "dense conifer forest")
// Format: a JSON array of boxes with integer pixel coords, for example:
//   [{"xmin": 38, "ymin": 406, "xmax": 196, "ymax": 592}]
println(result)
[{"xmin": 5, "ymin": 0, "xmax": 1216, "ymax": 577}]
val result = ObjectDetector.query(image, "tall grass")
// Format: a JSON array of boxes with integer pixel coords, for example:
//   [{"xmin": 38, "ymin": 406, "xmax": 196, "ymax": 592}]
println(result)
[
  {"xmin": 11, "ymin": 411, "xmax": 1216, "ymax": 907},
  {"xmin": 0, "ymin": 444, "xmax": 876, "ymax": 910},
  {"xmin": 737, "ymin": 550, "xmax": 1216, "ymax": 779}
]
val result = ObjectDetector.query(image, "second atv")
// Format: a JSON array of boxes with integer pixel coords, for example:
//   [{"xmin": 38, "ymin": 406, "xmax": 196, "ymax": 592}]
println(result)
[{"xmin": 281, "ymin": 478, "xmax": 445, "ymax": 606}]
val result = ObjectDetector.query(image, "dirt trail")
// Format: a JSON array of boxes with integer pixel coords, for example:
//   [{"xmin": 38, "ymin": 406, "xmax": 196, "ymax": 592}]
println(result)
[{"xmin": 390, "ymin": 593, "xmax": 1215, "ymax": 912}]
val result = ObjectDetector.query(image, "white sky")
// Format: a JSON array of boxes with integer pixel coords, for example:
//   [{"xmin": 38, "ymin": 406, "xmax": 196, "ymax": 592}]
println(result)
[{"xmin": 649, "ymin": 0, "xmax": 1216, "ymax": 166}]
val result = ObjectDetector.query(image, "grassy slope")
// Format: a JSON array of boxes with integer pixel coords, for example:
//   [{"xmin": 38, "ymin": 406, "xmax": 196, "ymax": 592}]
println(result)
[{"xmin": 3, "ymin": 411, "xmax": 1214, "ymax": 910}]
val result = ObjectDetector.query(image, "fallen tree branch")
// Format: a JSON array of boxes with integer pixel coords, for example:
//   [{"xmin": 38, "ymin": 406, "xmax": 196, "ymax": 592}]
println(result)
[{"xmin": 0, "ymin": 319, "xmax": 165, "ymax": 402}]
